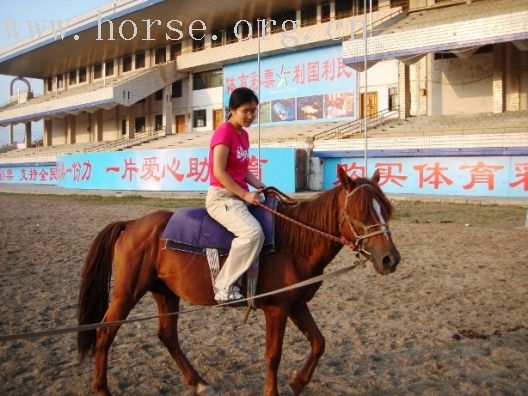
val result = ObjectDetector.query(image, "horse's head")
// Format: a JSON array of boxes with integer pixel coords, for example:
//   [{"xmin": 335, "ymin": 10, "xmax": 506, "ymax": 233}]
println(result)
[{"xmin": 337, "ymin": 167, "xmax": 400, "ymax": 275}]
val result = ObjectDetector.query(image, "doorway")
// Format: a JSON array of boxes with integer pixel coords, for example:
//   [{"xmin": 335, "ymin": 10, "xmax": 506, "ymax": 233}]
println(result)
[
  {"xmin": 360, "ymin": 92, "xmax": 378, "ymax": 119},
  {"xmin": 175, "ymin": 114, "xmax": 186, "ymax": 133},
  {"xmin": 121, "ymin": 119, "xmax": 127, "ymax": 136},
  {"xmin": 213, "ymin": 109, "xmax": 223, "ymax": 131}
]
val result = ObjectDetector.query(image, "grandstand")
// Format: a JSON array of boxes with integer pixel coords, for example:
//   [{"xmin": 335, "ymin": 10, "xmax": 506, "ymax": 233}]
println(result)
[{"xmin": 0, "ymin": 0, "xmax": 526, "ymax": 197}]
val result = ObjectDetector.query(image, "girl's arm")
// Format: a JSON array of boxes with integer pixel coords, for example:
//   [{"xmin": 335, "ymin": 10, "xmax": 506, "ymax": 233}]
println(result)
[{"xmin": 212, "ymin": 144, "xmax": 261, "ymax": 204}]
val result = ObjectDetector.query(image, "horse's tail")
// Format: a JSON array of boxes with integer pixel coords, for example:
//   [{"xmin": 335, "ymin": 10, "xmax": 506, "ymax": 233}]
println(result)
[{"xmin": 77, "ymin": 220, "xmax": 127, "ymax": 360}]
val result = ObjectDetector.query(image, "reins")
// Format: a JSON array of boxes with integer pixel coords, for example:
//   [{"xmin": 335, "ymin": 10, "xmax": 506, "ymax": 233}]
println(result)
[
  {"xmin": 337, "ymin": 185, "xmax": 392, "ymax": 255},
  {"xmin": 259, "ymin": 186, "xmax": 391, "ymax": 256},
  {"xmin": 257, "ymin": 187, "xmax": 356, "ymax": 249}
]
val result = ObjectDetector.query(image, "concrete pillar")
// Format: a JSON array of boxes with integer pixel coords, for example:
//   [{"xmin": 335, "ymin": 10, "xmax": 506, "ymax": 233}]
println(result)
[
  {"xmin": 492, "ymin": 44, "xmax": 505, "ymax": 113},
  {"xmin": 115, "ymin": 107, "xmax": 121, "ymax": 140},
  {"xmin": 426, "ymin": 54, "xmax": 434, "ymax": 116},
  {"xmin": 96, "ymin": 110, "xmax": 103, "ymax": 142},
  {"xmin": 64, "ymin": 116, "xmax": 68, "ymax": 144},
  {"xmin": 44, "ymin": 119, "xmax": 52, "ymax": 146},
  {"xmin": 127, "ymin": 110, "xmax": 134, "ymax": 139},
  {"xmin": 505, "ymin": 43, "xmax": 521, "ymax": 112},
  {"xmin": 187, "ymin": 74, "xmax": 194, "ymax": 132},
  {"xmin": 163, "ymin": 84, "xmax": 173, "ymax": 135},
  {"xmin": 398, "ymin": 61, "xmax": 411, "ymax": 119},
  {"xmin": 24, "ymin": 122, "xmax": 32, "ymax": 149},
  {"xmin": 67, "ymin": 115, "xmax": 76, "ymax": 144},
  {"xmin": 8, "ymin": 125, "xmax": 14, "ymax": 145}
]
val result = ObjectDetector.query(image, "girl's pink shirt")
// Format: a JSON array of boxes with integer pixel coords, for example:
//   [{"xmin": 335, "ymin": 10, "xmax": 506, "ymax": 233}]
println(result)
[{"xmin": 209, "ymin": 121, "xmax": 250, "ymax": 191}]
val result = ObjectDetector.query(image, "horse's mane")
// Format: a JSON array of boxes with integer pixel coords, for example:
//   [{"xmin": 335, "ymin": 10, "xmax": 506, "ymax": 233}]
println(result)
[{"xmin": 276, "ymin": 178, "xmax": 394, "ymax": 254}]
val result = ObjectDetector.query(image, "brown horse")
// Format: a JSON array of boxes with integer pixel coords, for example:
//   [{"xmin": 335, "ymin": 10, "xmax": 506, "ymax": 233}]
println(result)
[{"xmin": 77, "ymin": 167, "xmax": 400, "ymax": 396}]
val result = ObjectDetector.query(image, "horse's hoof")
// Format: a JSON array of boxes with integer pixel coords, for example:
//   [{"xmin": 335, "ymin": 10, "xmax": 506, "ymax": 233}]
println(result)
[
  {"xmin": 92, "ymin": 382, "xmax": 112, "ymax": 396},
  {"xmin": 196, "ymin": 383, "xmax": 216, "ymax": 395},
  {"xmin": 288, "ymin": 376, "xmax": 304, "ymax": 396}
]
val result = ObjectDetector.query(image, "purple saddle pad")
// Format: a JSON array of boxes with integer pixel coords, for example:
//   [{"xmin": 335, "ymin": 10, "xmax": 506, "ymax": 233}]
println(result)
[{"xmin": 161, "ymin": 198, "xmax": 277, "ymax": 256}]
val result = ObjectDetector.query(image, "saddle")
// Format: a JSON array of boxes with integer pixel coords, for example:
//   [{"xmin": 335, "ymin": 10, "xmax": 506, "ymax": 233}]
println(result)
[{"xmin": 161, "ymin": 198, "xmax": 277, "ymax": 256}]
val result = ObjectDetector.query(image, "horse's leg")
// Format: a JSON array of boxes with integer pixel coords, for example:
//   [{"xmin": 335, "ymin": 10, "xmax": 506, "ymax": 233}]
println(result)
[
  {"xmin": 287, "ymin": 302, "xmax": 325, "ymax": 395},
  {"xmin": 152, "ymin": 289, "xmax": 215, "ymax": 396},
  {"xmin": 92, "ymin": 293, "xmax": 146, "ymax": 395},
  {"xmin": 92, "ymin": 255, "xmax": 153, "ymax": 395},
  {"xmin": 262, "ymin": 305, "xmax": 289, "ymax": 396}
]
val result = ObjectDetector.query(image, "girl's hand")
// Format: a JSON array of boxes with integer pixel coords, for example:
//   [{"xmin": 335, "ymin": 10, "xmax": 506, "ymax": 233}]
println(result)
[{"xmin": 243, "ymin": 191, "xmax": 262, "ymax": 205}]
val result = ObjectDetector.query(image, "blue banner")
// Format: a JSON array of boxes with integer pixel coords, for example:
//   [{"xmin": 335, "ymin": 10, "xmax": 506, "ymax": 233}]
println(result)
[
  {"xmin": 224, "ymin": 45, "xmax": 356, "ymax": 124},
  {"xmin": 0, "ymin": 162, "xmax": 60, "ymax": 185},
  {"xmin": 56, "ymin": 148, "xmax": 296, "ymax": 192},
  {"xmin": 323, "ymin": 156, "xmax": 528, "ymax": 198}
]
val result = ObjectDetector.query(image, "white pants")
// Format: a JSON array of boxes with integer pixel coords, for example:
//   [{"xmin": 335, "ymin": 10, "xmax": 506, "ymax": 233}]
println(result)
[{"xmin": 205, "ymin": 186, "xmax": 265, "ymax": 293}]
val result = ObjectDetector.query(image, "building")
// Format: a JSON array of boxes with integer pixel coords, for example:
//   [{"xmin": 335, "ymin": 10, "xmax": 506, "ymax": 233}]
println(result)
[
  {"xmin": 0, "ymin": 0, "xmax": 409, "ymax": 149},
  {"xmin": 0, "ymin": 0, "xmax": 526, "ymax": 198}
]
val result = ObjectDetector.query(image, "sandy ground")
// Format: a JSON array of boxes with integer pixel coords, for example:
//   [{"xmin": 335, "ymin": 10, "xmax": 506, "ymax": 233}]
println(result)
[{"xmin": 0, "ymin": 193, "xmax": 527, "ymax": 395}]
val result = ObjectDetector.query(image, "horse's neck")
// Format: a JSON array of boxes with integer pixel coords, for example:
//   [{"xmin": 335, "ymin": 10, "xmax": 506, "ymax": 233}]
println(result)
[{"xmin": 279, "ymin": 188, "xmax": 343, "ymax": 273}]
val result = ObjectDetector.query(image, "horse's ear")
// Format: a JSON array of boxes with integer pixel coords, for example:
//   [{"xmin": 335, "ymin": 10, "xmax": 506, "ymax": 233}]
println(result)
[
  {"xmin": 338, "ymin": 166, "xmax": 356, "ymax": 191},
  {"xmin": 371, "ymin": 169, "xmax": 381, "ymax": 186}
]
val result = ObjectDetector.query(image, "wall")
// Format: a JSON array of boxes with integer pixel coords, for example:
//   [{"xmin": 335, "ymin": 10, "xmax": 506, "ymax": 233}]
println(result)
[
  {"xmin": 431, "ymin": 52, "xmax": 494, "ymax": 115},
  {"xmin": 192, "ymin": 87, "xmax": 223, "ymax": 132},
  {"xmin": 51, "ymin": 117, "xmax": 66, "ymax": 145},
  {"xmin": 76, "ymin": 113, "xmax": 91, "ymax": 143},
  {"xmin": 102, "ymin": 108, "xmax": 119, "ymax": 141},
  {"xmin": 56, "ymin": 147, "xmax": 295, "ymax": 192},
  {"xmin": 358, "ymin": 60, "xmax": 398, "ymax": 112},
  {"xmin": 322, "ymin": 155, "xmax": 528, "ymax": 198}
]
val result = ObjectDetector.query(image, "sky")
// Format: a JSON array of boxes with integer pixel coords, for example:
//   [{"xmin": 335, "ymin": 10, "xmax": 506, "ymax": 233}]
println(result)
[{"xmin": 0, "ymin": 0, "xmax": 111, "ymax": 145}]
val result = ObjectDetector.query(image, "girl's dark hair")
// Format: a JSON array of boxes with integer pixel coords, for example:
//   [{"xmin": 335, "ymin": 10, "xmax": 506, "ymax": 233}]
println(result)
[{"xmin": 229, "ymin": 87, "xmax": 259, "ymax": 111}]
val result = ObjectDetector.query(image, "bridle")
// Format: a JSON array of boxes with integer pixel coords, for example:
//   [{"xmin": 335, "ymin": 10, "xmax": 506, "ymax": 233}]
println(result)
[
  {"xmin": 259, "ymin": 186, "xmax": 391, "ymax": 256},
  {"xmin": 337, "ymin": 184, "xmax": 392, "ymax": 256}
]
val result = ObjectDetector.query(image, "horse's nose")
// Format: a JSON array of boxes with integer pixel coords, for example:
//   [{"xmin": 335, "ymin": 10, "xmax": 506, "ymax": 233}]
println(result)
[{"xmin": 382, "ymin": 251, "xmax": 400, "ymax": 269}]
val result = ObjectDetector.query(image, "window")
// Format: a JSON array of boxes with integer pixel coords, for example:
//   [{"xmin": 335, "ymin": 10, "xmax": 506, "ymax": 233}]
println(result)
[
  {"xmin": 172, "ymin": 80, "xmax": 182, "ymax": 98},
  {"xmin": 135, "ymin": 51, "xmax": 145, "ymax": 68},
  {"xmin": 154, "ymin": 114, "xmax": 163, "ymax": 131},
  {"xmin": 356, "ymin": 0, "xmax": 379, "ymax": 14},
  {"xmin": 79, "ymin": 67, "xmax": 87, "ymax": 83},
  {"xmin": 105, "ymin": 60, "xmax": 114, "ymax": 76},
  {"xmin": 155, "ymin": 46, "xmax": 166, "ymax": 64},
  {"xmin": 135, "ymin": 116, "xmax": 146, "ymax": 133},
  {"xmin": 321, "ymin": 3, "xmax": 331, "ymax": 23},
  {"xmin": 69, "ymin": 71, "xmax": 77, "ymax": 85},
  {"xmin": 391, "ymin": 0, "xmax": 409, "ymax": 11},
  {"xmin": 192, "ymin": 39, "xmax": 204, "ymax": 52},
  {"xmin": 434, "ymin": 52, "xmax": 457, "ymax": 60},
  {"xmin": 335, "ymin": 0, "xmax": 353, "ymax": 19},
  {"xmin": 123, "ymin": 55, "xmax": 132, "ymax": 72},
  {"xmin": 57, "ymin": 74, "xmax": 64, "ymax": 89},
  {"xmin": 271, "ymin": 11, "xmax": 296, "ymax": 34},
  {"xmin": 238, "ymin": 23, "xmax": 250, "ymax": 40},
  {"xmin": 388, "ymin": 87, "xmax": 397, "ymax": 111},
  {"xmin": 47, "ymin": 78, "xmax": 53, "ymax": 91},
  {"xmin": 226, "ymin": 26, "xmax": 238, "ymax": 44},
  {"xmin": 252, "ymin": 19, "xmax": 262, "ymax": 38},
  {"xmin": 193, "ymin": 109, "xmax": 206, "ymax": 128},
  {"xmin": 193, "ymin": 69, "xmax": 223, "ymax": 90},
  {"xmin": 121, "ymin": 119, "xmax": 127, "ymax": 135},
  {"xmin": 211, "ymin": 29, "xmax": 223, "ymax": 47},
  {"xmin": 301, "ymin": 6, "xmax": 317, "ymax": 27},
  {"xmin": 155, "ymin": 89, "xmax": 163, "ymax": 101},
  {"xmin": 94, "ymin": 63, "xmax": 103, "ymax": 79},
  {"xmin": 170, "ymin": 42, "xmax": 181, "ymax": 60}
]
